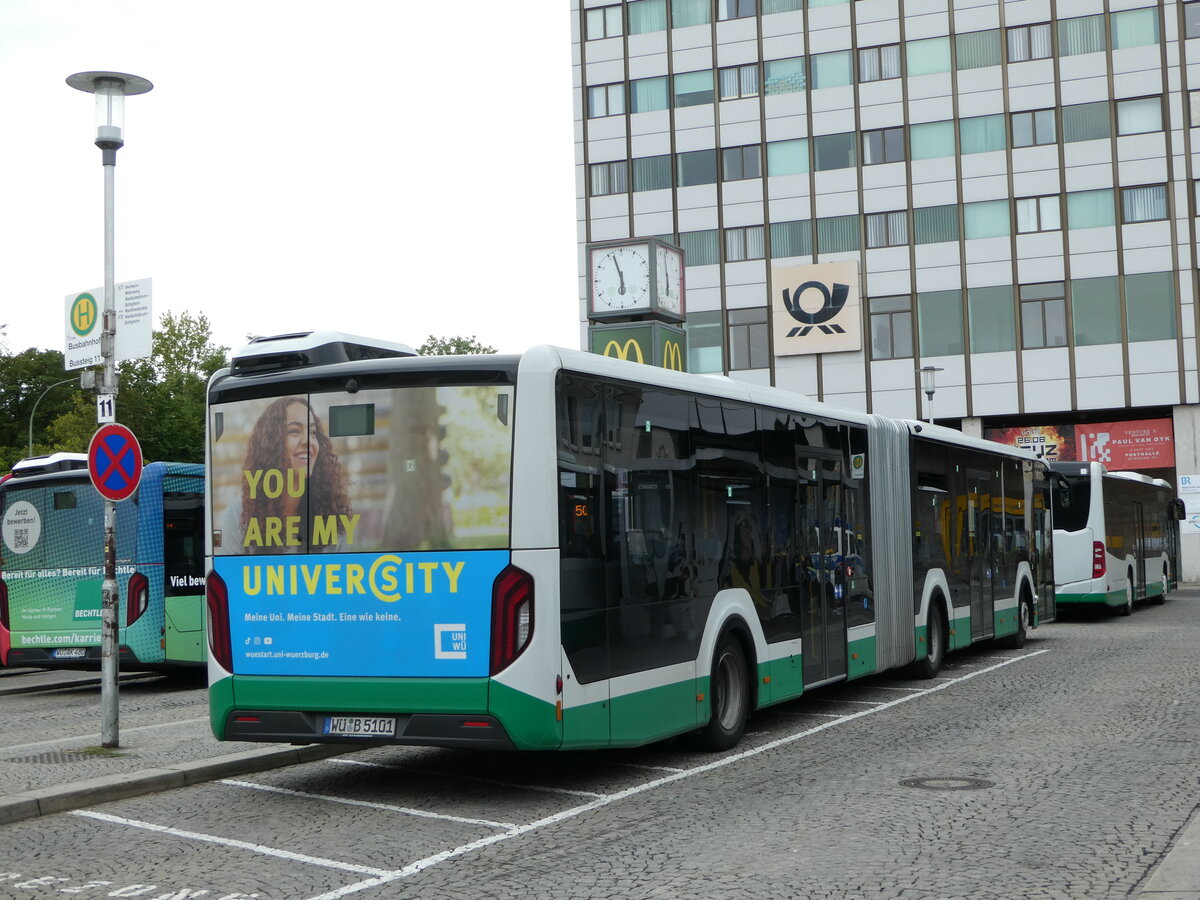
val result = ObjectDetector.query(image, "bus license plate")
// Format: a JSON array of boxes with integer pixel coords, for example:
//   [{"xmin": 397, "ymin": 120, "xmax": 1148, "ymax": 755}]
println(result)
[
  {"xmin": 52, "ymin": 648, "xmax": 87, "ymax": 660},
  {"xmin": 323, "ymin": 716, "xmax": 396, "ymax": 738}
]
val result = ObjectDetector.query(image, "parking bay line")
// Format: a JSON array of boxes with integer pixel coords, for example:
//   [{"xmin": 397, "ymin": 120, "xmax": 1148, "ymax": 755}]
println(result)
[
  {"xmin": 68, "ymin": 649, "xmax": 1049, "ymax": 900},
  {"xmin": 330, "ymin": 759, "xmax": 608, "ymax": 800}
]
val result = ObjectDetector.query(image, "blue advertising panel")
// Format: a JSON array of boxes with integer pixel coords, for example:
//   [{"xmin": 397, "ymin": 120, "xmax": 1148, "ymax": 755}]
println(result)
[{"xmin": 215, "ymin": 549, "xmax": 506, "ymax": 677}]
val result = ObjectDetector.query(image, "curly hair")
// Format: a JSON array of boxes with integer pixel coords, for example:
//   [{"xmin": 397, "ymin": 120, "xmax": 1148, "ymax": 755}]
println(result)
[{"xmin": 240, "ymin": 396, "xmax": 352, "ymax": 539}]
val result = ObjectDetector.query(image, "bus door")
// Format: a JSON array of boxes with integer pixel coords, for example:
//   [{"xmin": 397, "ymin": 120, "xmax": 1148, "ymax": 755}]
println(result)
[
  {"xmin": 1132, "ymin": 502, "xmax": 1146, "ymax": 598},
  {"xmin": 800, "ymin": 455, "xmax": 848, "ymax": 686},
  {"xmin": 967, "ymin": 469, "xmax": 994, "ymax": 641}
]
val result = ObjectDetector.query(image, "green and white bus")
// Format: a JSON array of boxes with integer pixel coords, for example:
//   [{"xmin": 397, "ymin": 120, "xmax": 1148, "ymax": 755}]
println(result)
[
  {"xmin": 204, "ymin": 334, "xmax": 1052, "ymax": 751},
  {"xmin": 1050, "ymin": 461, "xmax": 1183, "ymax": 614},
  {"xmin": 1, "ymin": 453, "xmax": 207, "ymax": 670}
]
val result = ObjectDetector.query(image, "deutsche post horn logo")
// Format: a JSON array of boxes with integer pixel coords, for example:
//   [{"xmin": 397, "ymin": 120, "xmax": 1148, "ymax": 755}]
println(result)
[
  {"xmin": 782, "ymin": 281, "xmax": 849, "ymax": 338},
  {"xmin": 662, "ymin": 340, "xmax": 684, "ymax": 371},
  {"xmin": 603, "ymin": 339, "xmax": 645, "ymax": 364}
]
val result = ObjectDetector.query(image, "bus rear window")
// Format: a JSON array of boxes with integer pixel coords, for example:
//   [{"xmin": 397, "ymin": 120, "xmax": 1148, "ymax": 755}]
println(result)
[
  {"xmin": 210, "ymin": 385, "xmax": 514, "ymax": 555},
  {"xmin": 1052, "ymin": 475, "xmax": 1091, "ymax": 533}
]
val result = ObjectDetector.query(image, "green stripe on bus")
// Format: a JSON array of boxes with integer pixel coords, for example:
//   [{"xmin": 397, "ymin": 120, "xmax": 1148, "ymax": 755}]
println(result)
[
  {"xmin": 487, "ymin": 680, "xmax": 560, "ymax": 750},
  {"xmin": 210, "ymin": 676, "xmax": 234, "ymax": 738},
  {"xmin": 232, "ymin": 675, "xmax": 491, "ymax": 714},
  {"xmin": 609, "ymin": 677, "xmax": 700, "ymax": 747},
  {"xmin": 1055, "ymin": 590, "xmax": 1126, "ymax": 607},
  {"xmin": 847, "ymin": 635, "xmax": 877, "ymax": 681}
]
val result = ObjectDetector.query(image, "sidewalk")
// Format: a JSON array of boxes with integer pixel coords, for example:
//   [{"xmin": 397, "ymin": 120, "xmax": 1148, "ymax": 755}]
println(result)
[{"xmin": 1138, "ymin": 807, "xmax": 1200, "ymax": 900}]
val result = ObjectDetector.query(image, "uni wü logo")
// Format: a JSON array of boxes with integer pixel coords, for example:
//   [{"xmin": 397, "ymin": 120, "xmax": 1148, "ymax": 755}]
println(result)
[{"xmin": 782, "ymin": 280, "xmax": 850, "ymax": 337}]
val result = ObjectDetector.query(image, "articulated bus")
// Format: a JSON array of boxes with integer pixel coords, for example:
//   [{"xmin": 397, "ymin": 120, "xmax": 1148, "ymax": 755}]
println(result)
[
  {"xmin": 1050, "ymin": 461, "xmax": 1183, "ymax": 614},
  {"xmin": 204, "ymin": 333, "xmax": 1053, "ymax": 752},
  {"xmin": 0, "ymin": 453, "xmax": 206, "ymax": 670}
]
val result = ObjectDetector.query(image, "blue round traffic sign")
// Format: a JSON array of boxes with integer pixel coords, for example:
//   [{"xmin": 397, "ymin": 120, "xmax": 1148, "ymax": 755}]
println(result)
[{"xmin": 88, "ymin": 423, "xmax": 143, "ymax": 501}]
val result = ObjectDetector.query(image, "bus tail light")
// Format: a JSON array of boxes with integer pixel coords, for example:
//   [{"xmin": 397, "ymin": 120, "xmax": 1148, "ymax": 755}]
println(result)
[
  {"xmin": 126, "ymin": 572, "xmax": 149, "ymax": 626},
  {"xmin": 490, "ymin": 565, "xmax": 533, "ymax": 675},
  {"xmin": 206, "ymin": 570, "xmax": 233, "ymax": 671},
  {"xmin": 1092, "ymin": 542, "xmax": 1106, "ymax": 578}
]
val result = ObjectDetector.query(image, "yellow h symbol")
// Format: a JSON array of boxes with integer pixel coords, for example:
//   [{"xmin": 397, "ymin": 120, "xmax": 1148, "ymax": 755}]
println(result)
[{"xmin": 70, "ymin": 294, "xmax": 98, "ymax": 336}]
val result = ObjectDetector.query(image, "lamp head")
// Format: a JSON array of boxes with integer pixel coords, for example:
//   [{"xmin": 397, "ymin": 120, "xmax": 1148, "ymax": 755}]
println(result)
[{"xmin": 66, "ymin": 71, "xmax": 153, "ymax": 150}]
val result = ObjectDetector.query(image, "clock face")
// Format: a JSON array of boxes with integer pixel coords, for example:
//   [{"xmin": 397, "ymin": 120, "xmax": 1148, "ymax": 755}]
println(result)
[
  {"xmin": 591, "ymin": 245, "xmax": 650, "ymax": 314},
  {"xmin": 656, "ymin": 245, "xmax": 684, "ymax": 315}
]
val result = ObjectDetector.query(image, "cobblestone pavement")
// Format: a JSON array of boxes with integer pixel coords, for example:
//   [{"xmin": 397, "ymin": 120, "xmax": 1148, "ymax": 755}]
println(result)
[{"xmin": 0, "ymin": 591, "xmax": 1196, "ymax": 899}]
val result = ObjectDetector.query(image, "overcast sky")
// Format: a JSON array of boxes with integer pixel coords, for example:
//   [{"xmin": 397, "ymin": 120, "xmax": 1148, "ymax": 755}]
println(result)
[{"xmin": 0, "ymin": 1, "xmax": 581, "ymax": 360}]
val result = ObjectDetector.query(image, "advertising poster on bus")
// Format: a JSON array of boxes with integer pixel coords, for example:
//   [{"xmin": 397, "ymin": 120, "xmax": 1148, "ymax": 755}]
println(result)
[{"xmin": 209, "ymin": 386, "xmax": 514, "ymax": 677}]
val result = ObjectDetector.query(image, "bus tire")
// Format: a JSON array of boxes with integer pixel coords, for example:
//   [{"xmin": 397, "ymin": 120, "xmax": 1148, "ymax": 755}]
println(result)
[
  {"xmin": 1119, "ymin": 576, "xmax": 1134, "ymax": 616},
  {"xmin": 1152, "ymin": 567, "xmax": 1167, "ymax": 606},
  {"xmin": 694, "ymin": 630, "xmax": 749, "ymax": 752},
  {"xmin": 915, "ymin": 600, "xmax": 946, "ymax": 679},
  {"xmin": 1002, "ymin": 593, "xmax": 1029, "ymax": 650}
]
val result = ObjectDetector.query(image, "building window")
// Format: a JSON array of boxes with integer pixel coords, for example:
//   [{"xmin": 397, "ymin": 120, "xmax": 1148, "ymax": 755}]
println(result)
[
  {"xmin": 1012, "ymin": 109, "xmax": 1056, "ymax": 148},
  {"xmin": 910, "ymin": 120, "xmax": 956, "ymax": 160},
  {"xmin": 1007, "ymin": 23, "xmax": 1052, "ymax": 62},
  {"xmin": 1062, "ymin": 101, "xmax": 1111, "ymax": 143},
  {"xmin": 1058, "ymin": 15, "xmax": 1106, "ymax": 56},
  {"xmin": 672, "ymin": 0, "xmax": 711, "ymax": 28},
  {"xmin": 586, "ymin": 5, "xmax": 623, "ymax": 40},
  {"xmin": 674, "ymin": 70, "xmax": 715, "ymax": 107},
  {"xmin": 859, "ymin": 44, "xmax": 901, "ymax": 82},
  {"xmin": 1190, "ymin": 91, "xmax": 1200, "ymax": 126},
  {"xmin": 770, "ymin": 220, "xmax": 813, "ymax": 257},
  {"xmin": 1187, "ymin": 2, "xmax": 1200, "ymax": 40},
  {"xmin": 589, "ymin": 161, "xmax": 628, "ymax": 196},
  {"xmin": 817, "ymin": 215, "xmax": 860, "ymax": 254},
  {"xmin": 1020, "ymin": 283, "xmax": 1067, "ymax": 349},
  {"xmin": 863, "ymin": 127, "xmax": 905, "ymax": 165},
  {"xmin": 631, "ymin": 76, "xmax": 669, "ymax": 113},
  {"xmin": 1125, "ymin": 272, "xmax": 1176, "ymax": 341},
  {"xmin": 914, "ymin": 205, "xmax": 960, "ymax": 243},
  {"xmin": 722, "ymin": 145, "xmax": 762, "ymax": 180},
  {"xmin": 678, "ymin": 229, "xmax": 721, "ymax": 265},
  {"xmin": 725, "ymin": 225, "xmax": 766, "ymax": 261},
  {"xmin": 1112, "ymin": 7, "xmax": 1160, "ymax": 49},
  {"xmin": 811, "ymin": 50, "xmax": 854, "ymax": 89},
  {"xmin": 764, "ymin": 56, "xmax": 807, "ymax": 94},
  {"xmin": 633, "ymin": 155, "xmax": 673, "ymax": 192},
  {"xmin": 628, "ymin": 0, "xmax": 668, "ymax": 34},
  {"xmin": 865, "ymin": 211, "xmax": 908, "ymax": 248},
  {"xmin": 906, "ymin": 36, "xmax": 951, "ymax": 76},
  {"xmin": 814, "ymin": 132, "xmax": 857, "ymax": 171},
  {"xmin": 1121, "ymin": 184, "xmax": 1168, "ymax": 223},
  {"xmin": 869, "ymin": 295, "xmax": 913, "ymax": 360},
  {"xmin": 964, "ymin": 199, "xmax": 1010, "ymax": 239},
  {"xmin": 763, "ymin": 0, "xmax": 802, "ymax": 11},
  {"xmin": 1072, "ymin": 276, "xmax": 1122, "ymax": 345},
  {"xmin": 1117, "ymin": 97, "xmax": 1163, "ymax": 135},
  {"xmin": 719, "ymin": 64, "xmax": 759, "ymax": 100},
  {"xmin": 917, "ymin": 290, "xmax": 965, "ymax": 356},
  {"xmin": 1016, "ymin": 196, "xmax": 1061, "ymax": 233},
  {"xmin": 676, "ymin": 149, "xmax": 718, "ymax": 187},
  {"xmin": 685, "ymin": 310, "xmax": 725, "ymax": 373},
  {"xmin": 968, "ymin": 286, "xmax": 1016, "ymax": 353},
  {"xmin": 1066, "ymin": 189, "xmax": 1116, "ymax": 229},
  {"xmin": 728, "ymin": 308, "xmax": 770, "ymax": 370},
  {"xmin": 766, "ymin": 138, "xmax": 810, "ymax": 176},
  {"xmin": 960, "ymin": 115, "xmax": 1006, "ymax": 154},
  {"xmin": 717, "ymin": 0, "xmax": 756, "ymax": 20},
  {"xmin": 587, "ymin": 84, "xmax": 625, "ymax": 118},
  {"xmin": 956, "ymin": 29, "xmax": 1002, "ymax": 69}
]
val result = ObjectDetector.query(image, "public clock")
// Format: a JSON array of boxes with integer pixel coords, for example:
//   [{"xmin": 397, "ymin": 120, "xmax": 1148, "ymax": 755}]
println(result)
[
  {"xmin": 655, "ymin": 243, "xmax": 684, "ymax": 317},
  {"xmin": 590, "ymin": 244, "xmax": 651, "ymax": 315}
]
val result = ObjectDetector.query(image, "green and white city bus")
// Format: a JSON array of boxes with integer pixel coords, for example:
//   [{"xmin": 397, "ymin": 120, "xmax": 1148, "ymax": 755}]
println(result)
[
  {"xmin": 1, "ymin": 452, "xmax": 206, "ymax": 670},
  {"xmin": 204, "ymin": 333, "xmax": 1052, "ymax": 752},
  {"xmin": 1050, "ymin": 461, "xmax": 1183, "ymax": 614}
]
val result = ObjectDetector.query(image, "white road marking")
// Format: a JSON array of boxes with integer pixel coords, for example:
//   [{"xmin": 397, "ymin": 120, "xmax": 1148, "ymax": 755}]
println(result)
[
  {"xmin": 220, "ymin": 779, "xmax": 517, "ymax": 830},
  {"xmin": 329, "ymin": 759, "xmax": 607, "ymax": 799}
]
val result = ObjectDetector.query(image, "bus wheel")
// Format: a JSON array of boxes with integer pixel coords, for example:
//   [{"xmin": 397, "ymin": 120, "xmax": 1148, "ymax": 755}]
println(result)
[
  {"xmin": 1119, "ymin": 577, "xmax": 1134, "ymax": 616},
  {"xmin": 1153, "ymin": 568, "xmax": 1168, "ymax": 606},
  {"xmin": 1002, "ymin": 596, "xmax": 1029, "ymax": 650},
  {"xmin": 915, "ymin": 601, "xmax": 946, "ymax": 679},
  {"xmin": 695, "ymin": 633, "xmax": 749, "ymax": 752}
]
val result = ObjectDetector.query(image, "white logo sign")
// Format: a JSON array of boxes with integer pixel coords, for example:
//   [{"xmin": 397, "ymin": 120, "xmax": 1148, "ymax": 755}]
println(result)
[
  {"xmin": 2, "ymin": 501, "xmax": 42, "ymax": 555},
  {"xmin": 434, "ymin": 623, "xmax": 468, "ymax": 660},
  {"xmin": 770, "ymin": 261, "xmax": 862, "ymax": 356}
]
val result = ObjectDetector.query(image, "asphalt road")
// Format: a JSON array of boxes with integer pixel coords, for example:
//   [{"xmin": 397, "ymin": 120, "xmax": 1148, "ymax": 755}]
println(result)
[{"xmin": 1, "ymin": 591, "xmax": 1197, "ymax": 900}]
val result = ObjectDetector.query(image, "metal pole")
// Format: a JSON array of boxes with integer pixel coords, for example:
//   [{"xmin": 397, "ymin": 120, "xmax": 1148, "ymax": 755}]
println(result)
[
  {"xmin": 100, "ymin": 153, "xmax": 119, "ymax": 749},
  {"xmin": 27, "ymin": 378, "xmax": 75, "ymax": 457}
]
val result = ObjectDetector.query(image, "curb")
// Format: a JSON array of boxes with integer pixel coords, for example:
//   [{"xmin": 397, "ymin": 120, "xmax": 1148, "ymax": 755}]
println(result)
[{"xmin": 0, "ymin": 743, "xmax": 353, "ymax": 826}]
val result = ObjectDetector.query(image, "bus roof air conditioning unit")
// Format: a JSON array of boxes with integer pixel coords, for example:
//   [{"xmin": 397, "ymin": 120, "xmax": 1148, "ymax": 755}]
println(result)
[{"xmin": 230, "ymin": 331, "xmax": 418, "ymax": 375}]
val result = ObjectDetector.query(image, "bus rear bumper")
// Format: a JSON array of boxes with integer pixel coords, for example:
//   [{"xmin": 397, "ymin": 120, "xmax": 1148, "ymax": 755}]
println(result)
[{"xmin": 223, "ymin": 710, "xmax": 517, "ymax": 751}]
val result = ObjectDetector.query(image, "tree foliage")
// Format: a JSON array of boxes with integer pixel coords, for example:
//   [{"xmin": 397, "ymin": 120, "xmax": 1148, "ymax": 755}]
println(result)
[
  {"xmin": 0, "ymin": 312, "xmax": 228, "ymax": 474},
  {"xmin": 417, "ymin": 335, "xmax": 496, "ymax": 356}
]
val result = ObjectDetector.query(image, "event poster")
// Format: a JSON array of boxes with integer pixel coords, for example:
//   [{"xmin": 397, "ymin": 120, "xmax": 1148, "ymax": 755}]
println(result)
[{"xmin": 986, "ymin": 419, "xmax": 1174, "ymax": 469}]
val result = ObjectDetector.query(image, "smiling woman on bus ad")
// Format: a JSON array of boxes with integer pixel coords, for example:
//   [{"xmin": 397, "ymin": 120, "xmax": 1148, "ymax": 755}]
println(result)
[{"xmin": 217, "ymin": 396, "xmax": 356, "ymax": 554}]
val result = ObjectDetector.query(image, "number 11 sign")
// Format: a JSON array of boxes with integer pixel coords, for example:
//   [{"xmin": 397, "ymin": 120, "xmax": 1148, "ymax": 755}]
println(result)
[{"xmin": 96, "ymin": 394, "xmax": 115, "ymax": 424}]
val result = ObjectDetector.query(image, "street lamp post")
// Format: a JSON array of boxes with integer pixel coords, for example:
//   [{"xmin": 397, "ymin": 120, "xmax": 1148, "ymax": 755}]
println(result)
[
  {"xmin": 27, "ymin": 378, "xmax": 76, "ymax": 457},
  {"xmin": 919, "ymin": 365, "xmax": 943, "ymax": 424},
  {"xmin": 67, "ymin": 70, "xmax": 153, "ymax": 750}
]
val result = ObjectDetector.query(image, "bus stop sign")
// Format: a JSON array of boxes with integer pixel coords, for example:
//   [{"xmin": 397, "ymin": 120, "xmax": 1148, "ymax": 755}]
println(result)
[{"xmin": 88, "ymin": 423, "xmax": 143, "ymax": 502}]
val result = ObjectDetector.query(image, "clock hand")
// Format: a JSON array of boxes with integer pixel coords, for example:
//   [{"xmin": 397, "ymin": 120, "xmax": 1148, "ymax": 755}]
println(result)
[{"xmin": 612, "ymin": 257, "xmax": 626, "ymax": 294}]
